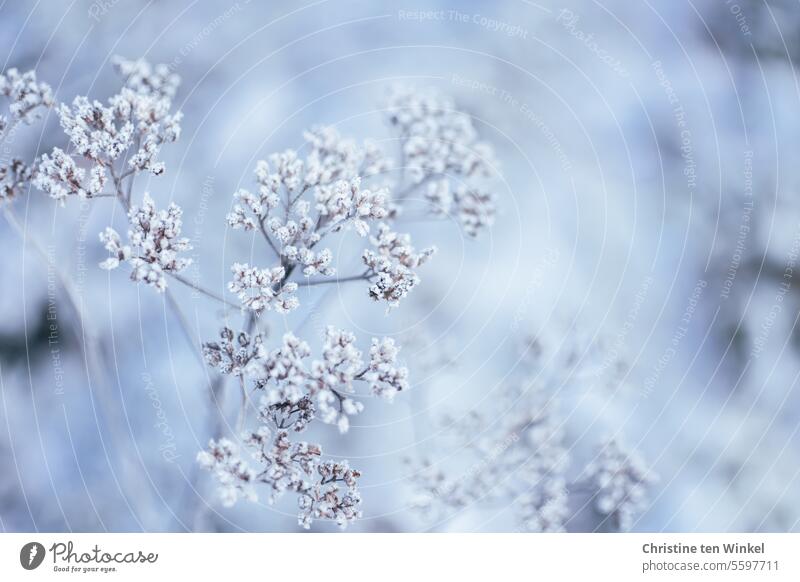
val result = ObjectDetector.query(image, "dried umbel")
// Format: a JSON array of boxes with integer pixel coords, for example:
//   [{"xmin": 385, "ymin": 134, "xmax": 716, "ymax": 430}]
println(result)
[
  {"xmin": 362, "ymin": 223, "xmax": 436, "ymax": 308},
  {"xmin": 204, "ymin": 326, "xmax": 407, "ymax": 435},
  {"xmin": 99, "ymin": 193, "xmax": 192, "ymax": 292},
  {"xmin": 0, "ymin": 67, "xmax": 53, "ymax": 125},
  {"xmin": 199, "ymin": 325, "xmax": 407, "ymax": 527},
  {"xmin": 34, "ymin": 56, "xmax": 181, "ymax": 205},
  {"xmin": 199, "ymin": 429, "xmax": 362, "ymax": 529},
  {"xmin": 222, "ymin": 87, "xmax": 497, "ymax": 316},
  {"xmin": 387, "ymin": 86, "xmax": 495, "ymax": 183},
  {"xmin": 225, "ymin": 124, "xmax": 428, "ymax": 312}
]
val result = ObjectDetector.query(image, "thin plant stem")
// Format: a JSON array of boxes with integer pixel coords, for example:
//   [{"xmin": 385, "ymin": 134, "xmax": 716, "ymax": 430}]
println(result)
[
  {"xmin": 169, "ymin": 273, "xmax": 237, "ymax": 308},
  {"xmin": 258, "ymin": 217, "xmax": 281, "ymax": 259},
  {"xmin": 296, "ymin": 272, "xmax": 372, "ymax": 287},
  {"xmin": 164, "ymin": 287, "xmax": 205, "ymax": 367}
]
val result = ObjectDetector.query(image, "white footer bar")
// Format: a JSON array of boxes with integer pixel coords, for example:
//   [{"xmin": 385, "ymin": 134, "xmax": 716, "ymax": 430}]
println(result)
[{"xmin": 1, "ymin": 533, "xmax": 798, "ymax": 581}]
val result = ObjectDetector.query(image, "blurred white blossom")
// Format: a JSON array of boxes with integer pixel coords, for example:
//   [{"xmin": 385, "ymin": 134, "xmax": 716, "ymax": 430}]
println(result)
[
  {"xmin": 427, "ymin": 180, "xmax": 497, "ymax": 237},
  {"xmin": 585, "ymin": 439, "xmax": 657, "ymax": 531},
  {"xmin": 196, "ymin": 438, "xmax": 257, "ymax": 507}
]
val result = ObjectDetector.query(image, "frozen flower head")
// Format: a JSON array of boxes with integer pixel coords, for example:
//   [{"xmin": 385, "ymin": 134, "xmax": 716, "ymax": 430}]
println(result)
[
  {"xmin": 197, "ymin": 438, "xmax": 257, "ymax": 507},
  {"xmin": 253, "ymin": 328, "xmax": 371, "ymax": 434},
  {"xmin": 199, "ymin": 402, "xmax": 364, "ymax": 529},
  {"xmin": 303, "ymin": 125, "xmax": 389, "ymax": 187},
  {"xmin": 0, "ymin": 159, "xmax": 33, "ymax": 205},
  {"xmin": 298, "ymin": 460, "xmax": 362, "ymax": 529},
  {"xmin": 366, "ymin": 337, "xmax": 409, "ymax": 400},
  {"xmin": 112, "ymin": 56, "xmax": 180, "ymax": 100},
  {"xmin": 228, "ymin": 263, "xmax": 299, "ymax": 314},
  {"xmin": 34, "ymin": 148, "xmax": 98, "ymax": 203},
  {"xmin": 386, "ymin": 86, "xmax": 498, "ymax": 239},
  {"xmin": 586, "ymin": 439, "xmax": 657, "ymax": 531},
  {"xmin": 315, "ymin": 176, "xmax": 390, "ymax": 237},
  {"xmin": 386, "ymin": 85, "xmax": 495, "ymax": 184},
  {"xmin": 35, "ymin": 56, "xmax": 181, "ymax": 203},
  {"xmin": 427, "ymin": 180, "xmax": 497, "ymax": 237},
  {"xmin": 226, "ymin": 126, "xmax": 395, "ymax": 293},
  {"xmin": 211, "ymin": 325, "xmax": 407, "ymax": 450},
  {"xmin": 0, "ymin": 68, "xmax": 54, "ymax": 124},
  {"xmin": 99, "ymin": 193, "xmax": 192, "ymax": 292},
  {"xmin": 203, "ymin": 327, "xmax": 265, "ymax": 377},
  {"xmin": 362, "ymin": 223, "xmax": 436, "ymax": 308},
  {"xmin": 309, "ymin": 326, "xmax": 366, "ymax": 433},
  {"xmin": 243, "ymin": 126, "xmax": 387, "ymax": 205}
]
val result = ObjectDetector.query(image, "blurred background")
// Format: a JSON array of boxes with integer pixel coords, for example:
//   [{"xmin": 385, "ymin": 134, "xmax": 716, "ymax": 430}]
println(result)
[{"xmin": 1, "ymin": 0, "xmax": 799, "ymax": 532}]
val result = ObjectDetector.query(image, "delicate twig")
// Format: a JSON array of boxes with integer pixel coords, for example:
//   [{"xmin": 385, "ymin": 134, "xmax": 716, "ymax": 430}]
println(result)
[
  {"xmin": 258, "ymin": 217, "xmax": 281, "ymax": 259},
  {"xmin": 395, "ymin": 172, "xmax": 440, "ymax": 202},
  {"xmin": 296, "ymin": 272, "xmax": 372, "ymax": 288},
  {"xmin": 236, "ymin": 375, "xmax": 249, "ymax": 434},
  {"xmin": 164, "ymin": 288, "xmax": 205, "ymax": 367},
  {"xmin": 169, "ymin": 273, "xmax": 237, "ymax": 308},
  {"xmin": 0, "ymin": 117, "xmax": 21, "ymax": 145}
]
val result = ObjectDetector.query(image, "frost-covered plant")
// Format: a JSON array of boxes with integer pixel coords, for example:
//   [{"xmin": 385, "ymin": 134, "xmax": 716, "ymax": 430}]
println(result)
[
  {"xmin": 7, "ymin": 56, "xmax": 499, "ymax": 530},
  {"xmin": 197, "ymin": 325, "xmax": 408, "ymax": 528},
  {"xmin": 193, "ymin": 85, "xmax": 497, "ymax": 527},
  {"xmin": 408, "ymin": 333, "xmax": 655, "ymax": 532}
]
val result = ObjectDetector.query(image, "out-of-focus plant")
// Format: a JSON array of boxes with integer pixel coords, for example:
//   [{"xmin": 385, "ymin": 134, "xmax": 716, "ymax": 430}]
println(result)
[{"xmin": 408, "ymin": 334, "xmax": 656, "ymax": 532}]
